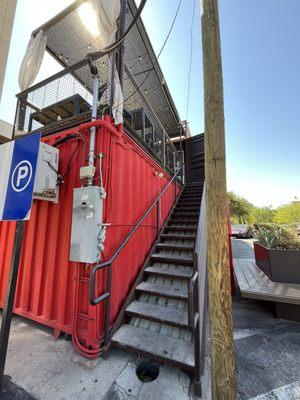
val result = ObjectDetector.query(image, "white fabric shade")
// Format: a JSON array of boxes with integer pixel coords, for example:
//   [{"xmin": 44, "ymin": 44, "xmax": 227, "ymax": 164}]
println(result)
[
  {"xmin": 18, "ymin": 30, "xmax": 47, "ymax": 92},
  {"xmin": 92, "ymin": 0, "xmax": 123, "ymax": 124},
  {"xmin": 19, "ymin": 0, "xmax": 123, "ymax": 124}
]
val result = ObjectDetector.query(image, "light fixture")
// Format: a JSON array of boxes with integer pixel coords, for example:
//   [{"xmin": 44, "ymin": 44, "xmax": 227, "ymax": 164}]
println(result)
[{"xmin": 78, "ymin": 2, "xmax": 100, "ymax": 38}]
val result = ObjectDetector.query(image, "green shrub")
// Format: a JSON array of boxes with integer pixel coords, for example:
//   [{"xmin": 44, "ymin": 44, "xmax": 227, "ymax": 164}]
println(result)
[{"xmin": 253, "ymin": 224, "xmax": 300, "ymax": 250}]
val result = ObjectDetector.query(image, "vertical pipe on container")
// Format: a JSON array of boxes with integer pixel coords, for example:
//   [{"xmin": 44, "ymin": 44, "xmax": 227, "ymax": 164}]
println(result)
[
  {"xmin": 110, "ymin": 51, "xmax": 116, "ymax": 118},
  {"xmin": 88, "ymin": 76, "xmax": 100, "ymax": 186},
  {"xmin": 117, "ymin": 0, "xmax": 127, "ymax": 91}
]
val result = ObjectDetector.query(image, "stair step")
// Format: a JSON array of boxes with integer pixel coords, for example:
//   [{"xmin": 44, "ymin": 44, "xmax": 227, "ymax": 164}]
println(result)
[
  {"xmin": 161, "ymin": 233, "xmax": 196, "ymax": 240},
  {"xmin": 164, "ymin": 226, "xmax": 197, "ymax": 233},
  {"xmin": 169, "ymin": 218, "xmax": 198, "ymax": 224},
  {"xmin": 176, "ymin": 205, "xmax": 200, "ymax": 209},
  {"xmin": 151, "ymin": 253, "xmax": 194, "ymax": 265},
  {"xmin": 172, "ymin": 213, "xmax": 199, "ymax": 219},
  {"xmin": 136, "ymin": 281, "xmax": 188, "ymax": 300},
  {"xmin": 182, "ymin": 191, "xmax": 202, "ymax": 194},
  {"xmin": 167, "ymin": 225, "xmax": 197, "ymax": 230},
  {"xmin": 156, "ymin": 243, "xmax": 194, "ymax": 251},
  {"xmin": 176, "ymin": 202, "xmax": 200, "ymax": 206},
  {"xmin": 181, "ymin": 192, "xmax": 202, "ymax": 196},
  {"xmin": 111, "ymin": 325, "xmax": 194, "ymax": 371},
  {"xmin": 178, "ymin": 198, "xmax": 201, "ymax": 201},
  {"xmin": 175, "ymin": 208, "xmax": 200, "ymax": 212},
  {"xmin": 145, "ymin": 265, "xmax": 193, "ymax": 279},
  {"xmin": 125, "ymin": 301, "xmax": 189, "ymax": 329}
]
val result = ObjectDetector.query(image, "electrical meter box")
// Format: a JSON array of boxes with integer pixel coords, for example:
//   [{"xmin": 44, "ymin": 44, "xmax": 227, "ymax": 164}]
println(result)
[
  {"xmin": 33, "ymin": 142, "xmax": 59, "ymax": 202},
  {"xmin": 69, "ymin": 186, "xmax": 103, "ymax": 264}
]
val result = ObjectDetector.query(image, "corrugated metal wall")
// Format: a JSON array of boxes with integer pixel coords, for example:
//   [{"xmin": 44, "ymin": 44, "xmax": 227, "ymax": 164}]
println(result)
[{"xmin": 0, "ymin": 119, "xmax": 178, "ymax": 356}]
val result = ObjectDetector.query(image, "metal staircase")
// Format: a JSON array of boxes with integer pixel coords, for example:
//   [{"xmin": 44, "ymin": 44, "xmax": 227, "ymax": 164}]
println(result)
[{"xmin": 111, "ymin": 183, "xmax": 206, "ymax": 394}]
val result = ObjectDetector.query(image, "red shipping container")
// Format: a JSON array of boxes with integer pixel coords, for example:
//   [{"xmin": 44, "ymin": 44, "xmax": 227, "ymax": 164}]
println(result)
[{"xmin": 0, "ymin": 118, "xmax": 179, "ymax": 357}]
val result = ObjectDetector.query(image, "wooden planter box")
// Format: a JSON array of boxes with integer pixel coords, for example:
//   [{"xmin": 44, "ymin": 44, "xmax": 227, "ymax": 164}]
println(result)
[{"xmin": 254, "ymin": 242, "xmax": 300, "ymax": 284}]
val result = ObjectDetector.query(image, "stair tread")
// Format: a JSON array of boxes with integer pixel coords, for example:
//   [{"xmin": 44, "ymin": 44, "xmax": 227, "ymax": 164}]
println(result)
[
  {"xmin": 145, "ymin": 265, "xmax": 193, "ymax": 279},
  {"xmin": 169, "ymin": 218, "xmax": 198, "ymax": 221},
  {"xmin": 151, "ymin": 253, "xmax": 193, "ymax": 264},
  {"xmin": 161, "ymin": 233, "xmax": 196, "ymax": 240},
  {"xmin": 136, "ymin": 281, "xmax": 188, "ymax": 300},
  {"xmin": 164, "ymin": 226, "xmax": 197, "ymax": 231},
  {"xmin": 111, "ymin": 325, "xmax": 194, "ymax": 371},
  {"xmin": 172, "ymin": 215, "xmax": 199, "ymax": 219},
  {"xmin": 156, "ymin": 243, "xmax": 194, "ymax": 251},
  {"xmin": 125, "ymin": 301, "xmax": 189, "ymax": 328}
]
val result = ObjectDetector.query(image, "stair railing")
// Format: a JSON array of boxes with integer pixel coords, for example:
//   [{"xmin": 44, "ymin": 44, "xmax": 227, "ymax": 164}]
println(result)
[
  {"xmin": 188, "ymin": 183, "xmax": 207, "ymax": 396},
  {"xmin": 90, "ymin": 166, "xmax": 183, "ymax": 349}
]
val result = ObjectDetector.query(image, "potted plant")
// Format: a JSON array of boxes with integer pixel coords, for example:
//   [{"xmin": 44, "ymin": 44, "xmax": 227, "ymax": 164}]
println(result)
[{"xmin": 253, "ymin": 224, "xmax": 300, "ymax": 284}]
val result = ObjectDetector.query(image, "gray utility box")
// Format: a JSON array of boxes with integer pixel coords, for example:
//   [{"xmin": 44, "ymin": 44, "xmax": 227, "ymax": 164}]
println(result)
[{"xmin": 69, "ymin": 186, "xmax": 103, "ymax": 264}]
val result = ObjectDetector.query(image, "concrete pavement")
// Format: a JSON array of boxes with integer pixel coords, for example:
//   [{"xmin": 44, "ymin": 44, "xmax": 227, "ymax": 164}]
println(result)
[{"xmin": 2, "ymin": 238, "xmax": 300, "ymax": 399}]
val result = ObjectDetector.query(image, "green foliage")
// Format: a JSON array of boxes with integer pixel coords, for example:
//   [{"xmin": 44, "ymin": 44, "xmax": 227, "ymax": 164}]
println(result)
[
  {"xmin": 250, "ymin": 207, "xmax": 275, "ymax": 224},
  {"xmin": 273, "ymin": 202, "xmax": 300, "ymax": 225},
  {"xmin": 228, "ymin": 192, "xmax": 254, "ymax": 224},
  {"xmin": 228, "ymin": 192, "xmax": 300, "ymax": 227},
  {"xmin": 253, "ymin": 224, "xmax": 300, "ymax": 250}
]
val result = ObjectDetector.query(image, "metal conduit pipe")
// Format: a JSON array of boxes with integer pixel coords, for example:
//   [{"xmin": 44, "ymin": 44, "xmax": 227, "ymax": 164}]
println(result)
[
  {"xmin": 78, "ymin": 118, "xmax": 122, "ymax": 139},
  {"xmin": 87, "ymin": 64, "xmax": 100, "ymax": 186}
]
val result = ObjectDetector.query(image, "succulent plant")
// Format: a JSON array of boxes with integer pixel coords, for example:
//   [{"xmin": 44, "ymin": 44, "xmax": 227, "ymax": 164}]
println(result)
[{"xmin": 253, "ymin": 224, "xmax": 300, "ymax": 250}]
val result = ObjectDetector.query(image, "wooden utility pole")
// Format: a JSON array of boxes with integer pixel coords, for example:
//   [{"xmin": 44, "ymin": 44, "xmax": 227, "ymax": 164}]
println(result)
[{"xmin": 200, "ymin": 0, "xmax": 237, "ymax": 399}]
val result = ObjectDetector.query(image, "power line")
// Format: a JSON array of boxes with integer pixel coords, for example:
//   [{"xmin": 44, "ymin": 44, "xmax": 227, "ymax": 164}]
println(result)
[{"xmin": 185, "ymin": 0, "xmax": 196, "ymax": 122}]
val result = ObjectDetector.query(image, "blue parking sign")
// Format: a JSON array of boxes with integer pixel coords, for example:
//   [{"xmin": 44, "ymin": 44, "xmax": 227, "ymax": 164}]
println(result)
[{"xmin": 0, "ymin": 134, "xmax": 40, "ymax": 221}]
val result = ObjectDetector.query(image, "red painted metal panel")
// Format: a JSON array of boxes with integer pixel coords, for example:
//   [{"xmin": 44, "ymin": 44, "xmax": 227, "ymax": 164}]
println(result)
[{"xmin": 0, "ymin": 118, "xmax": 179, "ymax": 356}]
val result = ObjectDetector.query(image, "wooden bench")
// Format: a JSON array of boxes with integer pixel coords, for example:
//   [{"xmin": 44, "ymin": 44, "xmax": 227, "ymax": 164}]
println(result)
[{"xmin": 233, "ymin": 258, "xmax": 300, "ymax": 321}]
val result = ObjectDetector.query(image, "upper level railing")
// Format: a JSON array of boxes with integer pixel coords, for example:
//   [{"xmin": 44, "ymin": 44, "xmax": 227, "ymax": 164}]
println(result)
[{"xmin": 13, "ymin": 54, "xmax": 183, "ymax": 180}]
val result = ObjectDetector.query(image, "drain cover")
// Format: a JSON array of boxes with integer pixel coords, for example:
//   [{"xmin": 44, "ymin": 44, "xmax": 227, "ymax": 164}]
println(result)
[{"xmin": 136, "ymin": 361, "xmax": 159, "ymax": 383}]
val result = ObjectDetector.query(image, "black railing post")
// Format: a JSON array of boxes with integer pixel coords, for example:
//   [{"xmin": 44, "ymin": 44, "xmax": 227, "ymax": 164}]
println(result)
[
  {"xmin": 156, "ymin": 199, "xmax": 160, "ymax": 238},
  {"xmin": 162, "ymin": 132, "xmax": 166, "ymax": 169},
  {"xmin": 103, "ymin": 263, "xmax": 112, "ymax": 355},
  {"xmin": 174, "ymin": 177, "xmax": 176, "ymax": 203},
  {"xmin": 194, "ymin": 316, "xmax": 201, "ymax": 396}
]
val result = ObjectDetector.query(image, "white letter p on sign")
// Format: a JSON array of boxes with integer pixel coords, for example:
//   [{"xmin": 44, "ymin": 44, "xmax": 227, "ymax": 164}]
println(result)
[
  {"xmin": 16, "ymin": 166, "xmax": 29, "ymax": 188},
  {"xmin": 11, "ymin": 160, "xmax": 33, "ymax": 193}
]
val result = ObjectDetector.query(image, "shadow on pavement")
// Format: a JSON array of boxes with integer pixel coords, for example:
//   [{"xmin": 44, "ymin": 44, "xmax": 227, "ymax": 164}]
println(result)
[{"xmin": 1, "ymin": 375, "xmax": 37, "ymax": 400}]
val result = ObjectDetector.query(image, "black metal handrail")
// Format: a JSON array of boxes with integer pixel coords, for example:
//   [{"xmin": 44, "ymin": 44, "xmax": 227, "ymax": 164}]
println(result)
[
  {"xmin": 90, "ymin": 166, "xmax": 182, "ymax": 347},
  {"xmin": 188, "ymin": 183, "xmax": 207, "ymax": 397}
]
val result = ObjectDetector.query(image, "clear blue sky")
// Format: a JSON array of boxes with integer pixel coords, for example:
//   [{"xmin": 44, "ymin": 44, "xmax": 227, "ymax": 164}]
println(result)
[{"xmin": 1, "ymin": 0, "xmax": 300, "ymax": 207}]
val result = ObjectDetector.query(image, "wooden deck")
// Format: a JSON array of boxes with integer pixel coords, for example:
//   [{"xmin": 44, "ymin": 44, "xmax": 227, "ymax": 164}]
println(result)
[{"xmin": 233, "ymin": 258, "xmax": 300, "ymax": 305}]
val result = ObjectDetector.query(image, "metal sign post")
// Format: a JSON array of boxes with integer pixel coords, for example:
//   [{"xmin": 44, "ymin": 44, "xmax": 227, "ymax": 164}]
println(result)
[
  {"xmin": 0, "ymin": 133, "xmax": 40, "ymax": 391},
  {"xmin": 0, "ymin": 221, "xmax": 24, "ymax": 391}
]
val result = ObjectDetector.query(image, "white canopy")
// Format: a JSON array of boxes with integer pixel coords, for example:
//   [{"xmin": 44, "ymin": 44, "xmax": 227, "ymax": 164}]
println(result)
[
  {"xmin": 92, "ymin": 0, "xmax": 123, "ymax": 124},
  {"xmin": 18, "ymin": 30, "xmax": 47, "ymax": 92},
  {"xmin": 18, "ymin": 0, "xmax": 123, "ymax": 124}
]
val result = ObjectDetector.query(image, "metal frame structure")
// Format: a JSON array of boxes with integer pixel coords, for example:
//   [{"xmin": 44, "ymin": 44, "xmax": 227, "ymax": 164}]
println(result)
[{"xmin": 13, "ymin": 0, "xmax": 185, "ymax": 177}]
